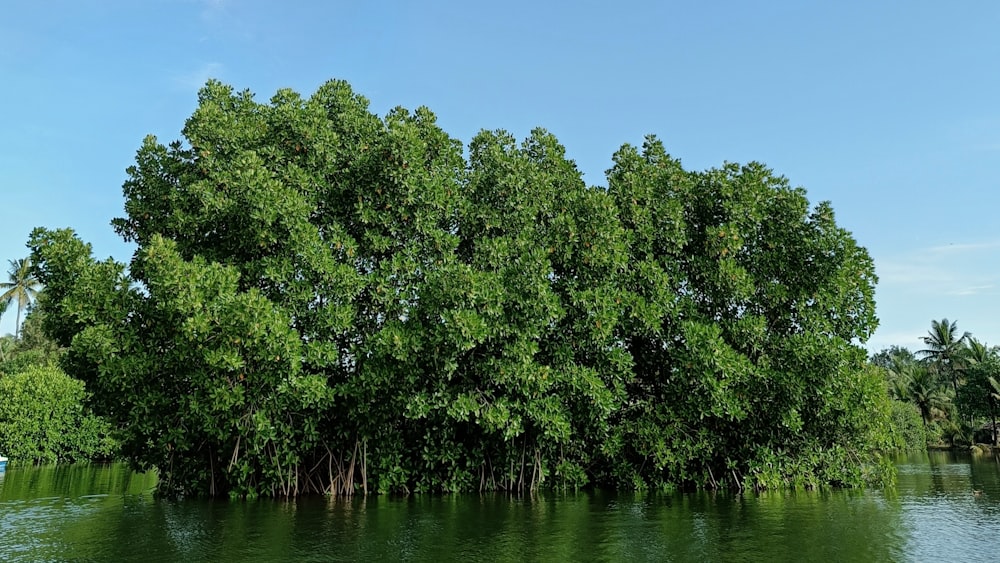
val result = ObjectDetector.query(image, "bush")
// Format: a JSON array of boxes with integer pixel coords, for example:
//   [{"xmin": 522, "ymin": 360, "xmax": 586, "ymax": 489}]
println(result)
[
  {"xmin": 889, "ymin": 400, "xmax": 926, "ymax": 450},
  {"xmin": 0, "ymin": 348, "xmax": 56, "ymax": 376},
  {"xmin": 0, "ymin": 365, "xmax": 117, "ymax": 464}
]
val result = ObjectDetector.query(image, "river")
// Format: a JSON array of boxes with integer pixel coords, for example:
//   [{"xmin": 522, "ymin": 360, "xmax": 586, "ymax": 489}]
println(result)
[{"xmin": 1, "ymin": 450, "xmax": 998, "ymax": 561}]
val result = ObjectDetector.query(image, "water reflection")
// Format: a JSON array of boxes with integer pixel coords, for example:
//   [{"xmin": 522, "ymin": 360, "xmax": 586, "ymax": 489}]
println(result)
[
  {"xmin": 892, "ymin": 450, "xmax": 1000, "ymax": 561},
  {"xmin": 1, "ymin": 453, "xmax": 999, "ymax": 561}
]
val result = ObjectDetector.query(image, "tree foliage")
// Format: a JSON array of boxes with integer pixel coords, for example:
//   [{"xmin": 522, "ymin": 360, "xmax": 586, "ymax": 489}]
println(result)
[
  {"xmin": 0, "ymin": 257, "xmax": 41, "ymax": 340},
  {"xmin": 0, "ymin": 308, "xmax": 62, "ymax": 374},
  {"xmin": 889, "ymin": 400, "xmax": 926, "ymax": 451},
  {"xmin": 873, "ymin": 322, "xmax": 1000, "ymax": 449},
  {"xmin": 29, "ymin": 79, "xmax": 892, "ymax": 497},
  {"xmin": 957, "ymin": 354, "xmax": 1000, "ymax": 445},
  {"xmin": 920, "ymin": 318, "xmax": 971, "ymax": 395},
  {"xmin": 0, "ymin": 364, "xmax": 117, "ymax": 464}
]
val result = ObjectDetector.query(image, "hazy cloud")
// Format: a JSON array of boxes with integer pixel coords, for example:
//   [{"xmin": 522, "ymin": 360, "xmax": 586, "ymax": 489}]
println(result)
[
  {"xmin": 948, "ymin": 284, "xmax": 995, "ymax": 296},
  {"xmin": 186, "ymin": 0, "xmax": 229, "ymax": 20},
  {"xmin": 876, "ymin": 239, "xmax": 1000, "ymax": 296},
  {"xmin": 876, "ymin": 259, "xmax": 955, "ymax": 287},
  {"xmin": 870, "ymin": 239, "xmax": 1000, "ymax": 350},
  {"xmin": 926, "ymin": 240, "xmax": 1000, "ymax": 254},
  {"xmin": 173, "ymin": 62, "xmax": 225, "ymax": 91},
  {"xmin": 867, "ymin": 328, "xmax": 929, "ymax": 351}
]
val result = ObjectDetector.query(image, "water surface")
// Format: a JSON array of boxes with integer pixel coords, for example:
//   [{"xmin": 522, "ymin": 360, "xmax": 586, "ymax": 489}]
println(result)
[{"xmin": 1, "ymin": 451, "xmax": 998, "ymax": 561}]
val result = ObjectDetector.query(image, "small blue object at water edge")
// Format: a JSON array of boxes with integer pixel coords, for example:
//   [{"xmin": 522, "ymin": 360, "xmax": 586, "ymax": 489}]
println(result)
[{"xmin": 0, "ymin": 455, "xmax": 7, "ymax": 472}]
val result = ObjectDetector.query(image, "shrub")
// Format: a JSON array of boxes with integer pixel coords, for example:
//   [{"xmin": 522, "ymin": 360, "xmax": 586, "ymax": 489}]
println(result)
[
  {"xmin": 889, "ymin": 400, "xmax": 926, "ymax": 450},
  {"xmin": 0, "ymin": 365, "xmax": 116, "ymax": 464}
]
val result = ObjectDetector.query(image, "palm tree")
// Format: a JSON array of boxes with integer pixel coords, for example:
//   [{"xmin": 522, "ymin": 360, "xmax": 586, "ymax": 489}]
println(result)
[
  {"xmin": 920, "ymin": 318, "xmax": 971, "ymax": 395},
  {"xmin": 986, "ymin": 375, "xmax": 1000, "ymax": 446},
  {"xmin": 0, "ymin": 257, "xmax": 42, "ymax": 340},
  {"xmin": 883, "ymin": 352, "xmax": 919, "ymax": 402},
  {"xmin": 962, "ymin": 340, "xmax": 1000, "ymax": 434},
  {"xmin": 963, "ymin": 337, "xmax": 998, "ymax": 366},
  {"xmin": 902, "ymin": 363, "xmax": 951, "ymax": 427},
  {"xmin": 0, "ymin": 299, "xmax": 10, "ymax": 362}
]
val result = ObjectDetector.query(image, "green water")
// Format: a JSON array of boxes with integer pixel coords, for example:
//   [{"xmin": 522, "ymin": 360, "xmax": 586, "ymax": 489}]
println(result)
[{"xmin": 1, "ymin": 451, "xmax": 998, "ymax": 561}]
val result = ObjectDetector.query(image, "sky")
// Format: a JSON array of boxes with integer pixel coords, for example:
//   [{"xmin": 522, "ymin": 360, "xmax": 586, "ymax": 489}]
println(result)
[{"xmin": 2, "ymin": 0, "xmax": 999, "ymax": 352}]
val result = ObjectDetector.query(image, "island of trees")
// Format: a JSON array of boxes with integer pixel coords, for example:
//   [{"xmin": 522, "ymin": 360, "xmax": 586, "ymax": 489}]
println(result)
[{"xmin": 3, "ymin": 79, "xmax": 922, "ymax": 498}]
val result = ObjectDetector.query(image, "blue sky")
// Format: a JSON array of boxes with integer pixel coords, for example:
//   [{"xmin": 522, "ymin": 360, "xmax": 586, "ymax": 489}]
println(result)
[{"xmin": 2, "ymin": 0, "xmax": 999, "ymax": 352}]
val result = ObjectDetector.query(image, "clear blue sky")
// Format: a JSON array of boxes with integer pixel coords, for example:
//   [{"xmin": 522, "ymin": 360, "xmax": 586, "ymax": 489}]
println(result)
[{"xmin": 2, "ymin": 0, "xmax": 999, "ymax": 352}]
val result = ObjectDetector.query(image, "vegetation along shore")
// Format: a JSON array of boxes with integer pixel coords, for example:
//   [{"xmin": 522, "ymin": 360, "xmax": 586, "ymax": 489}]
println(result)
[{"xmin": 4, "ymin": 79, "xmax": 971, "ymax": 499}]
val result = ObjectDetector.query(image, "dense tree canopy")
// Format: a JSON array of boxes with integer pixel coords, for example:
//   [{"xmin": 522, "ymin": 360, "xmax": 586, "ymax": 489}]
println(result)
[{"xmin": 29, "ymin": 79, "xmax": 893, "ymax": 497}]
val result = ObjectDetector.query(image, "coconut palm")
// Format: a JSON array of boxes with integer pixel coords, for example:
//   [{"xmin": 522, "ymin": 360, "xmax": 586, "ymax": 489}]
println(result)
[
  {"xmin": 961, "ymin": 340, "xmax": 1000, "ymax": 431},
  {"xmin": 0, "ymin": 299, "xmax": 10, "ymax": 363},
  {"xmin": 963, "ymin": 337, "xmax": 997, "ymax": 366},
  {"xmin": 0, "ymin": 257, "xmax": 42, "ymax": 340},
  {"xmin": 984, "ymin": 375, "xmax": 1000, "ymax": 445},
  {"xmin": 920, "ymin": 318, "xmax": 971, "ymax": 395},
  {"xmin": 878, "ymin": 349, "xmax": 916, "ymax": 401},
  {"xmin": 908, "ymin": 365, "xmax": 952, "ymax": 428}
]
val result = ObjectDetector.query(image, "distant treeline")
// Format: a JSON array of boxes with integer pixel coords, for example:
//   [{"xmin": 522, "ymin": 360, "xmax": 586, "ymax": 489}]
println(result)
[
  {"xmin": 29, "ymin": 79, "xmax": 892, "ymax": 498},
  {"xmin": 871, "ymin": 320, "xmax": 1000, "ymax": 450}
]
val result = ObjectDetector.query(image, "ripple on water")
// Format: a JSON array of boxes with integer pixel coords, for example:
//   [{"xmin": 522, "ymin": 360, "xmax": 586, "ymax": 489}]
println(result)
[
  {"xmin": 3, "ymin": 457, "xmax": 1000, "ymax": 562},
  {"xmin": 896, "ymin": 463, "xmax": 972, "ymax": 476}
]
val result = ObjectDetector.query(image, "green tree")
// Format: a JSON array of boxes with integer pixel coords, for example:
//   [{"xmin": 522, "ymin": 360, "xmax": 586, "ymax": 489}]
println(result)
[
  {"xmin": 887, "ymin": 360, "xmax": 920, "ymax": 403},
  {"xmin": 870, "ymin": 345, "xmax": 916, "ymax": 371},
  {"xmin": 0, "ymin": 298, "xmax": 11, "ymax": 363},
  {"xmin": 604, "ymin": 138, "xmax": 891, "ymax": 490},
  {"xmin": 906, "ymin": 365, "xmax": 951, "ymax": 428},
  {"xmin": 0, "ymin": 257, "xmax": 42, "ymax": 340},
  {"xmin": 889, "ymin": 399, "xmax": 926, "ymax": 450},
  {"xmin": 0, "ymin": 307, "xmax": 63, "ymax": 374},
  {"xmin": 0, "ymin": 364, "xmax": 116, "ymax": 464},
  {"xmin": 871, "ymin": 346, "xmax": 919, "ymax": 402},
  {"xmin": 0, "ymin": 335, "xmax": 13, "ymax": 366},
  {"xmin": 920, "ymin": 318, "xmax": 970, "ymax": 395},
  {"xmin": 956, "ymin": 353, "xmax": 1000, "ymax": 445},
  {"xmin": 29, "ymin": 79, "xmax": 894, "ymax": 496},
  {"xmin": 963, "ymin": 337, "xmax": 995, "ymax": 366},
  {"xmin": 454, "ymin": 128, "xmax": 631, "ymax": 490}
]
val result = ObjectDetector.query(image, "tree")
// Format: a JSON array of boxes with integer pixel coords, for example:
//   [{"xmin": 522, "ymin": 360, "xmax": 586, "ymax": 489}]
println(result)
[
  {"xmin": 0, "ymin": 299, "xmax": 9, "ymax": 363},
  {"xmin": 0, "ymin": 335, "xmax": 13, "ymax": 366},
  {"xmin": 907, "ymin": 365, "xmax": 952, "ymax": 428},
  {"xmin": 963, "ymin": 337, "xmax": 995, "ymax": 366},
  {"xmin": 0, "ymin": 307, "xmax": 63, "ymax": 374},
  {"xmin": 0, "ymin": 257, "xmax": 42, "ymax": 340},
  {"xmin": 887, "ymin": 359, "xmax": 922, "ymax": 403},
  {"xmin": 604, "ymin": 138, "xmax": 891, "ymax": 490},
  {"xmin": 871, "ymin": 346, "xmax": 919, "ymax": 402},
  {"xmin": 920, "ymin": 318, "xmax": 970, "ymax": 395},
  {"xmin": 0, "ymin": 364, "xmax": 116, "ymax": 464},
  {"xmin": 956, "ymin": 352, "xmax": 1000, "ymax": 445},
  {"xmin": 870, "ymin": 345, "xmax": 916, "ymax": 371},
  {"xmin": 29, "ymin": 79, "xmax": 893, "ymax": 497},
  {"xmin": 869, "ymin": 347, "xmax": 933, "ymax": 448}
]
